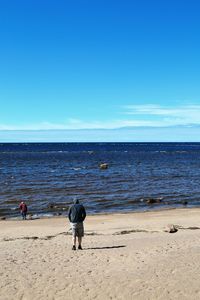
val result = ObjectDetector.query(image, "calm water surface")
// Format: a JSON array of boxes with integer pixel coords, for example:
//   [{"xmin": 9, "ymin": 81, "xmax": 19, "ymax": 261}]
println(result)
[{"xmin": 1, "ymin": 142, "xmax": 200, "ymax": 218}]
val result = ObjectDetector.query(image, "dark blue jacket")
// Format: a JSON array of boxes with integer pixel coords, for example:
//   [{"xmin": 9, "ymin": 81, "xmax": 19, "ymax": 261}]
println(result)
[{"xmin": 68, "ymin": 203, "xmax": 86, "ymax": 223}]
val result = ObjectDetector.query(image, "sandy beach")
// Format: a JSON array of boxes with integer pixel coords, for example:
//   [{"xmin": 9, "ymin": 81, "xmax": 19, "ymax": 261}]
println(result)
[{"xmin": 1, "ymin": 208, "xmax": 200, "ymax": 300}]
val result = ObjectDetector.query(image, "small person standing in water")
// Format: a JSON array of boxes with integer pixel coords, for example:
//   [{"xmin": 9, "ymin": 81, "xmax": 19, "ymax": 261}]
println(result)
[
  {"xmin": 19, "ymin": 201, "xmax": 28, "ymax": 220},
  {"xmin": 68, "ymin": 199, "xmax": 86, "ymax": 250}
]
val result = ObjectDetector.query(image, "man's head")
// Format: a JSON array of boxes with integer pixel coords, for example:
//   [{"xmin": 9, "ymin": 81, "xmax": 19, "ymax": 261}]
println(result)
[{"xmin": 73, "ymin": 198, "xmax": 79, "ymax": 204}]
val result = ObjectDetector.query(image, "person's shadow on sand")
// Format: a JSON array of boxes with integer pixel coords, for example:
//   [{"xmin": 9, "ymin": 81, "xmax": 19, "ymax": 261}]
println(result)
[{"xmin": 84, "ymin": 245, "xmax": 126, "ymax": 250}]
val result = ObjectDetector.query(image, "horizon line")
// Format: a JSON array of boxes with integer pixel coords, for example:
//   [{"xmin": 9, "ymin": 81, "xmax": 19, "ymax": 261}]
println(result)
[{"xmin": 0, "ymin": 124, "xmax": 199, "ymax": 132}]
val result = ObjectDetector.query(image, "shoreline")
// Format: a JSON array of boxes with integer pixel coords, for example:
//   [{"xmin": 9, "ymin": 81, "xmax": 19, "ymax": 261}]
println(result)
[
  {"xmin": 1, "ymin": 207, "xmax": 200, "ymax": 238},
  {"xmin": 1, "ymin": 204, "xmax": 195, "ymax": 221}
]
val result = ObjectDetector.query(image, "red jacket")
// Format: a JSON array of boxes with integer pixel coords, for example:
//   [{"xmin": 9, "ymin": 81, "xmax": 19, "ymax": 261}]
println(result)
[{"xmin": 19, "ymin": 203, "xmax": 27, "ymax": 212}]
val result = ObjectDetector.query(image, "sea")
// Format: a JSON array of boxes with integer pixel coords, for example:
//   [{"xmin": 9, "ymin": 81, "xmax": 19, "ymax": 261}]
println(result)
[{"xmin": 1, "ymin": 142, "xmax": 200, "ymax": 218}]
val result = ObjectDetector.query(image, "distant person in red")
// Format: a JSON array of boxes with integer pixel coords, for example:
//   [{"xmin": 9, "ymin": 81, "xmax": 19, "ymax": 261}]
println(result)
[{"xmin": 19, "ymin": 202, "xmax": 28, "ymax": 220}]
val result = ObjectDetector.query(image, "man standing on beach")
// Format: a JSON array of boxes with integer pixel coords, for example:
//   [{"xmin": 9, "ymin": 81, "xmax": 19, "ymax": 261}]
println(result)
[
  {"xmin": 19, "ymin": 201, "xmax": 28, "ymax": 220},
  {"xmin": 68, "ymin": 199, "xmax": 86, "ymax": 250}
]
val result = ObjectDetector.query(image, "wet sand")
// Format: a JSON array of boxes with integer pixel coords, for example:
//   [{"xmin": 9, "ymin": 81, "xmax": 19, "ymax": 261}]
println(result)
[{"xmin": 1, "ymin": 208, "xmax": 200, "ymax": 299}]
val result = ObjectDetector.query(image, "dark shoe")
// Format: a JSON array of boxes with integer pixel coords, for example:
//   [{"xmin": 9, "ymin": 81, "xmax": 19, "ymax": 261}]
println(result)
[
  {"xmin": 78, "ymin": 245, "xmax": 82, "ymax": 250},
  {"xmin": 72, "ymin": 245, "xmax": 76, "ymax": 250}
]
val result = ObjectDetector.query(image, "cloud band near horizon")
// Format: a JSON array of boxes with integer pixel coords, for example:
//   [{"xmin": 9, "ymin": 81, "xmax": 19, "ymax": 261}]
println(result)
[{"xmin": 1, "ymin": 104, "xmax": 200, "ymax": 130}]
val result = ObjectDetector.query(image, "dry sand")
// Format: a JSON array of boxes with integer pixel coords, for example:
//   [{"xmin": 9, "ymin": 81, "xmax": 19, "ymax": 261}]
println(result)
[{"xmin": 1, "ymin": 208, "xmax": 200, "ymax": 300}]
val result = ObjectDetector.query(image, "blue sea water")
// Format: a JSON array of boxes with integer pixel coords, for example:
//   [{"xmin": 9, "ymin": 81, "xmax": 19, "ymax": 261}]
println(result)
[{"xmin": 0, "ymin": 142, "xmax": 200, "ymax": 218}]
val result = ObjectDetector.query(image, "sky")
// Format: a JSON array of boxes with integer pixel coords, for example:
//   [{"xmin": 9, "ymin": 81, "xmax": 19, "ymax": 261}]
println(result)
[{"xmin": 0, "ymin": 0, "xmax": 200, "ymax": 142}]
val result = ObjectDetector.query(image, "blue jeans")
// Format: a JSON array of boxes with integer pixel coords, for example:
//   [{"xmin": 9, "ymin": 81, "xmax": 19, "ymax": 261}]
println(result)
[{"xmin": 21, "ymin": 212, "xmax": 27, "ymax": 220}]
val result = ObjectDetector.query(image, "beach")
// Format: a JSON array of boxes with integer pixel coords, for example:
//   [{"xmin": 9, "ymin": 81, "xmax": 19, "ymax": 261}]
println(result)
[{"xmin": 1, "ymin": 208, "xmax": 200, "ymax": 299}]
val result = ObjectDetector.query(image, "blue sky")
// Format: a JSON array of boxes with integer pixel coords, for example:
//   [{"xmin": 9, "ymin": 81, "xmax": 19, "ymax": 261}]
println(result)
[{"xmin": 0, "ymin": 0, "xmax": 200, "ymax": 141}]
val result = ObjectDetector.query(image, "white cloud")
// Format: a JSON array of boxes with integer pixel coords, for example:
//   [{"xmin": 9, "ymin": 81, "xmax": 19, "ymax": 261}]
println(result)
[
  {"xmin": 0, "ymin": 119, "xmax": 156, "ymax": 130},
  {"xmin": 1, "ymin": 104, "xmax": 200, "ymax": 130},
  {"xmin": 123, "ymin": 104, "xmax": 200, "ymax": 126}
]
